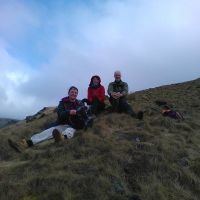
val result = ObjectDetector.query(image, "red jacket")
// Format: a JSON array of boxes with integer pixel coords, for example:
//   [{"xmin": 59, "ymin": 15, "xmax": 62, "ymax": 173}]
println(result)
[
  {"xmin": 87, "ymin": 85, "xmax": 105, "ymax": 104},
  {"xmin": 87, "ymin": 75, "xmax": 105, "ymax": 104}
]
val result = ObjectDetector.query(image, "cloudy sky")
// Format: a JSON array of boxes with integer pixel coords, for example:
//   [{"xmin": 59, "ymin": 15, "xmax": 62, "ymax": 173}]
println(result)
[{"xmin": 0, "ymin": 0, "xmax": 200, "ymax": 119}]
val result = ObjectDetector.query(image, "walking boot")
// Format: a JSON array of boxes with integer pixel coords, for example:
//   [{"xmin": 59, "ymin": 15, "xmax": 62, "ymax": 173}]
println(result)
[
  {"xmin": 137, "ymin": 111, "xmax": 144, "ymax": 120},
  {"xmin": 8, "ymin": 138, "xmax": 29, "ymax": 153},
  {"xmin": 52, "ymin": 129, "xmax": 64, "ymax": 143}
]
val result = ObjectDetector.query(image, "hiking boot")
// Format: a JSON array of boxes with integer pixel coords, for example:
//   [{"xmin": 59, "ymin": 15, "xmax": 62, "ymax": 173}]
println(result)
[
  {"xmin": 52, "ymin": 129, "xmax": 64, "ymax": 143},
  {"xmin": 137, "ymin": 111, "xmax": 144, "ymax": 120},
  {"xmin": 8, "ymin": 138, "xmax": 29, "ymax": 153}
]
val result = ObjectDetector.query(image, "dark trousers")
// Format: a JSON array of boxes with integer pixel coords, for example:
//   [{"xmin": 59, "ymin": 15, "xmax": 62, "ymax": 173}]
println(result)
[
  {"xmin": 89, "ymin": 98, "xmax": 105, "ymax": 115},
  {"xmin": 109, "ymin": 97, "xmax": 136, "ymax": 117}
]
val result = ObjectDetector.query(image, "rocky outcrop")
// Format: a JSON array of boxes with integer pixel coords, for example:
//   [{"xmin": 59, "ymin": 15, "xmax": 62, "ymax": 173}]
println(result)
[{"xmin": 25, "ymin": 107, "xmax": 56, "ymax": 122}]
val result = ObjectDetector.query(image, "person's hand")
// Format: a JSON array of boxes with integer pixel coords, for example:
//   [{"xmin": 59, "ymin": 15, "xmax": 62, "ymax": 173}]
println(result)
[
  {"xmin": 70, "ymin": 110, "xmax": 77, "ymax": 115},
  {"xmin": 111, "ymin": 92, "xmax": 118, "ymax": 99},
  {"xmin": 115, "ymin": 92, "xmax": 122, "ymax": 98},
  {"xmin": 111, "ymin": 92, "xmax": 122, "ymax": 99}
]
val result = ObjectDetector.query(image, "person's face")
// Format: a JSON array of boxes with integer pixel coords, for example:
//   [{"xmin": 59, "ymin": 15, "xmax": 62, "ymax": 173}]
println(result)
[
  {"xmin": 68, "ymin": 88, "xmax": 78, "ymax": 101},
  {"xmin": 93, "ymin": 77, "xmax": 100, "ymax": 85},
  {"xmin": 114, "ymin": 73, "xmax": 121, "ymax": 81}
]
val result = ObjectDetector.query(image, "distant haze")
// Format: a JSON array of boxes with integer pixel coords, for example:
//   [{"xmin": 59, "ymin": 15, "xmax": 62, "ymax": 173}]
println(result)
[{"xmin": 0, "ymin": 0, "xmax": 200, "ymax": 119}]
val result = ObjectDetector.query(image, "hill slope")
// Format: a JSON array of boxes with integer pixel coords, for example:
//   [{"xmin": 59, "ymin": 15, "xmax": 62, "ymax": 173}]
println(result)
[
  {"xmin": 0, "ymin": 78, "xmax": 200, "ymax": 200},
  {"xmin": 0, "ymin": 118, "xmax": 19, "ymax": 129}
]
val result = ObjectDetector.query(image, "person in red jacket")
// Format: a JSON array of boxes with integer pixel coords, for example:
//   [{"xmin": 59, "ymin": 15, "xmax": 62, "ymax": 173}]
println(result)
[{"xmin": 87, "ymin": 75, "xmax": 105, "ymax": 115}]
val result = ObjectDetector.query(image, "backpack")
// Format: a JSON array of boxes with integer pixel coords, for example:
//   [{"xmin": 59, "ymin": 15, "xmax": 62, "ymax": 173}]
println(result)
[
  {"xmin": 69, "ymin": 106, "xmax": 88, "ymax": 129},
  {"xmin": 162, "ymin": 110, "xmax": 184, "ymax": 120}
]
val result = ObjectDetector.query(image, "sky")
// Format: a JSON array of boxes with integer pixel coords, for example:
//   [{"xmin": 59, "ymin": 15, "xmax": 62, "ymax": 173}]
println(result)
[{"xmin": 0, "ymin": 0, "xmax": 200, "ymax": 119}]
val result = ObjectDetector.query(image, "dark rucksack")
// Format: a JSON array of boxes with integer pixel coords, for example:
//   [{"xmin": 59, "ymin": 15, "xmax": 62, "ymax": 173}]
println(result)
[
  {"xmin": 162, "ymin": 110, "xmax": 184, "ymax": 120},
  {"xmin": 69, "ymin": 106, "xmax": 88, "ymax": 129}
]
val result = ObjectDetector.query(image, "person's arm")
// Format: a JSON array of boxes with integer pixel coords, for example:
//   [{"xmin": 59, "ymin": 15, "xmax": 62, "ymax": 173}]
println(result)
[
  {"xmin": 57, "ymin": 100, "xmax": 70, "ymax": 122},
  {"xmin": 108, "ymin": 82, "xmax": 119, "ymax": 99},
  {"xmin": 87, "ymin": 87, "xmax": 93, "ymax": 104},
  {"xmin": 70, "ymin": 101, "xmax": 86, "ymax": 115},
  {"xmin": 98, "ymin": 86, "xmax": 105, "ymax": 103},
  {"xmin": 121, "ymin": 82, "xmax": 128, "ymax": 97},
  {"xmin": 107, "ymin": 82, "xmax": 113, "ymax": 96}
]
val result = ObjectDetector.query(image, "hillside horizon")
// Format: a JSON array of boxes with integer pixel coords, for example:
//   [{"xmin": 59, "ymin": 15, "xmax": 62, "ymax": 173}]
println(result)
[
  {"xmin": 0, "ymin": 77, "xmax": 200, "ymax": 200},
  {"xmin": 0, "ymin": 118, "xmax": 19, "ymax": 129}
]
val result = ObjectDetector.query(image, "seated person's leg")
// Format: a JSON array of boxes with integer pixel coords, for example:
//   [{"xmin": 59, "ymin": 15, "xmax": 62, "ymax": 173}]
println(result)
[
  {"xmin": 91, "ymin": 97, "xmax": 99, "ymax": 114},
  {"xmin": 93, "ymin": 98, "xmax": 105, "ymax": 114},
  {"xmin": 97, "ymin": 102, "xmax": 105, "ymax": 113},
  {"xmin": 70, "ymin": 115, "xmax": 86, "ymax": 129},
  {"xmin": 30, "ymin": 126, "xmax": 57, "ymax": 145},
  {"xmin": 119, "ymin": 98, "xmax": 137, "ymax": 117},
  {"xmin": 118, "ymin": 98, "xmax": 130, "ymax": 112},
  {"xmin": 109, "ymin": 96, "xmax": 119, "ymax": 112}
]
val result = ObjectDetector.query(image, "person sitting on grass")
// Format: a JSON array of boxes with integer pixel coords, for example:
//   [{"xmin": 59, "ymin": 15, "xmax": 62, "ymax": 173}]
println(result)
[
  {"xmin": 107, "ymin": 70, "xmax": 143, "ymax": 119},
  {"xmin": 85, "ymin": 75, "xmax": 105, "ymax": 115},
  {"xmin": 8, "ymin": 86, "xmax": 93, "ymax": 152}
]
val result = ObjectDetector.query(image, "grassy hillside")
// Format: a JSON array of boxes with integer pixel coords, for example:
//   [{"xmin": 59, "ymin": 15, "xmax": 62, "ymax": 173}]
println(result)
[
  {"xmin": 0, "ymin": 78, "xmax": 200, "ymax": 200},
  {"xmin": 0, "ymin": 118, "xmax": 19, "ymax": 129}
]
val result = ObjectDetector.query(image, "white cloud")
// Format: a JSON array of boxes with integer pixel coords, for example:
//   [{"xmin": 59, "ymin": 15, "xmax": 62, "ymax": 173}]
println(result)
[
  {"xmin": 0, "ymin": 0, "xmax": 40, "ymax": 42},
  {"xmin": 0, "ymin": 47, "xmax": 40, "ymax": 119},
  {"xmin": 6, "ymin": 71, "xmax": 29, "ymax": 86}
]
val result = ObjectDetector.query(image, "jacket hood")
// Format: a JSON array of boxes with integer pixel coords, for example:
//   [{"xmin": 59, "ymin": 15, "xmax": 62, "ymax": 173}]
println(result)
[{"xmin": 61, "ymin": 96, "xmax": 78, "ymax": 103}]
